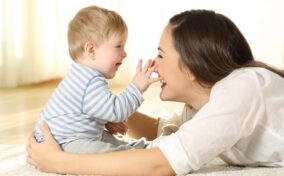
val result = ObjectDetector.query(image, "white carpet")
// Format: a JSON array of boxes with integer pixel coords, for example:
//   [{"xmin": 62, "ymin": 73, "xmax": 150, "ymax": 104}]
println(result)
[
  {"xmin": 1, "ymin": 144, "xmax": 284, "ymax": 176},
  {"xmin": 0, "ymin": 145, "xmax": 62, "ymax": 176}
]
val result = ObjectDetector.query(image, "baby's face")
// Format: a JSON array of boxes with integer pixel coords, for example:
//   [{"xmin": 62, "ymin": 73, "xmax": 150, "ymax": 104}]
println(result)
[{"xmin": 92, "ymin": 32, "xmax": 128, "ymax": 79}]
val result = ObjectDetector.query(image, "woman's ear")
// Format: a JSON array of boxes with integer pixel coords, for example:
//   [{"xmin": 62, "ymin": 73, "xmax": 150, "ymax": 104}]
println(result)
[
  {"xmin": 84, "ymin": 42, "xmax": 95, "ymax": 59},
  {"xmin": 182, "ymin": 64, "xmax": 196, "ymax": 81},
  {"xmin": 184, "ymin": 68, "xmax": 196, "ymax": 81},
  {"xmin": 188, "ymin": 71, "xmax": 196, "ymax": 81},
  {"xmin": 190, "ymin": 74, "xmax": 196, "ymax": 81}
]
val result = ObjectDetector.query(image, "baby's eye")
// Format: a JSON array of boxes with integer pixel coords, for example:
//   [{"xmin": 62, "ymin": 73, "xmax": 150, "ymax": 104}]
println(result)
[{"xmin": 115, "ymin": 44, "xmax": 125, "ymax": 48}]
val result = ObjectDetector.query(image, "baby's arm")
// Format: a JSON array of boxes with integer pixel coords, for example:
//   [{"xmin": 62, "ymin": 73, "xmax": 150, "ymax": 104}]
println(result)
[{"xmin": 83, "ymin": 59, "xmax": 160, "ymax": 123}]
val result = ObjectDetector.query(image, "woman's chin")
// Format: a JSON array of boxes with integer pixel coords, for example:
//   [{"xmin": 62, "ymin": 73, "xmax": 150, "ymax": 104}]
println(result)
[
  {"xmin": 160, "ymin": 91, "xmax": 171, "ymax": 101},
  {"xmin": 160, "ymin": 90, "xmax": 179, "ymax": 102}
]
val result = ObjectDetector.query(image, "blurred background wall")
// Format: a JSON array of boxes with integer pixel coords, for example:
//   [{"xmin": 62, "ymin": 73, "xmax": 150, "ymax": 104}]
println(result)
[{"xmin": 1, "ymin": 0, "xmax": 283, "ymax": 88}]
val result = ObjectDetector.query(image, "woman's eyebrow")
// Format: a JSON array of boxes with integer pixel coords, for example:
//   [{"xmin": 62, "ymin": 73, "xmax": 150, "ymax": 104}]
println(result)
[{"xmin": 158, "ymin": 47, "xmax": 165, "ymax": 53}]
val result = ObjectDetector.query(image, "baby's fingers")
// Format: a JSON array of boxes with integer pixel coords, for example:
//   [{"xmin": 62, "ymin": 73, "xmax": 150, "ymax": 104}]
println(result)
[
  {"xmin": 142, "ymin": 59, "xmax": 153, "ymax": 73},
  {"xmin": 136, "ymin": 59, "xmax": 142, "ymax": 72}
]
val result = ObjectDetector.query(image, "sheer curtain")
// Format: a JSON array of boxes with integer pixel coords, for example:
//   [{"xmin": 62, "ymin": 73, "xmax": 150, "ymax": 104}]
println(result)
[
  {"xmin": 0, "ymin": 0, "xmax": 68, "ymax": 87},
  {"xmin": 1, "ymin": 0, "xmax": 284, "ymax": 88}
]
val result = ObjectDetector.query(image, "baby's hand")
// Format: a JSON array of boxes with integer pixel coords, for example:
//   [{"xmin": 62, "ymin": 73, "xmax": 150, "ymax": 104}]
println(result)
[
  {"xmin": 105, "ymin": 122, "xmax": 128, "ymax": 135},
  {"xmin": 132, "ymin": 59, "xmax": 161, "ymax": 93}
]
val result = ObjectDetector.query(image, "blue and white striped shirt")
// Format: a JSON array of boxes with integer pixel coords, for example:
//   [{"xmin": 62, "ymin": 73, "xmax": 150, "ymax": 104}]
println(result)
[{"xmin": 35, "ymin": 63, "xmax": 144, "ymax": 144}]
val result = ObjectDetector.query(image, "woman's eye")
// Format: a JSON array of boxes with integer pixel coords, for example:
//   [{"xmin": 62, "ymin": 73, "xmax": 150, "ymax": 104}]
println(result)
[{"xmin": 157, "ymin": 54, "xmax": 163, "ymax": 59}]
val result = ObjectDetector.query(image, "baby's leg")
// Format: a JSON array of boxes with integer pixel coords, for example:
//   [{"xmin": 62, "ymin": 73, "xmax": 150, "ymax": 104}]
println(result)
[
  {"xmin": 61, "ymin": 138, "xmax": 133, "ymax": 154},
  {"xmin": 101, "ymin": 130, "xmax": 149, "ymax": 149},
  {"xmin": 126, "ymin": 112, "xmax": 159, "ymax": 140},
  {"xmin": 61, "ymin": 131, "xmax": 149, "ymax": 154}
]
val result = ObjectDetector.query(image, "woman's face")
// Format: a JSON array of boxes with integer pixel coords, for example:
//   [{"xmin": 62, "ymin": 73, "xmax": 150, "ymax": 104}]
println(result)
[{"xmin": 155, "ymin": 25, "xmax": 193, "ymax": 102}]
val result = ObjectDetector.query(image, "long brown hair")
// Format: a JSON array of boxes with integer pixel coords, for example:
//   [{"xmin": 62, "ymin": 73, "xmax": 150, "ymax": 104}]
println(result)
[{"xmin": 169, "ymin": 10, "xmax": 284, "ymax": 86}]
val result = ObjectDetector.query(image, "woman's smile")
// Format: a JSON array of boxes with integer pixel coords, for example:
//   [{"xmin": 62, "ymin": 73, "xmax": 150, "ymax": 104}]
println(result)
[{"xmin": 160, "ymin": 80, "xmax": 166, "ymax": 88}]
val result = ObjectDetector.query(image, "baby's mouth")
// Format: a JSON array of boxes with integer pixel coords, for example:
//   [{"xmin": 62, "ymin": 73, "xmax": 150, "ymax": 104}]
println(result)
[{"xmin": 115, "ymin": 62, "xmax": 122, "ymax": 66}]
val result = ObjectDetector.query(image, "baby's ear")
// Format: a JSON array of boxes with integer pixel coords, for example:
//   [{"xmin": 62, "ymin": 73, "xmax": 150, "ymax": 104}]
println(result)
[{"xmin": 84, "ymin": 42, "xmax": 95, "ymax": 58}]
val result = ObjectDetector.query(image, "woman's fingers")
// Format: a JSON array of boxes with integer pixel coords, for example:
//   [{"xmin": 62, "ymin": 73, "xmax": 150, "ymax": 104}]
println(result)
[
  {"xmin": 26, "ymin": 143, "xmax": 37, "ymax": 167},
  {"xmin": 28, "ymin": 131, "xmax": 37, "ymax": 146},
  {"xmin": 26, "ymin": 154, "xmax": 37, "ymax": 167},
  {"xmin": 40, "ymin": 121, "xmax": 53, "ymax": 140}
]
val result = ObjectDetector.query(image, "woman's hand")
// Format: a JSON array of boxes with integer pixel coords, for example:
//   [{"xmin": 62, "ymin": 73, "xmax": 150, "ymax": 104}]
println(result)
[
  {"xmin": 105, "ymin": 121, "xmax": 128, "ymax": 135},
  {"xmin": 26, "ymin": 121, "xmax": 174, "ymax": 176},
  {"xmin": 26, "ymin": 121, "xmax": 63, "ymax": 173}
]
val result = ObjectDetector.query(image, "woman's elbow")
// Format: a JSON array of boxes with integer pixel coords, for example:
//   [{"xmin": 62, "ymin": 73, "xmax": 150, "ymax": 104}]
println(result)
[
  {"xmin": 154, "ymin": 169, "xmax": 175, "ymax": 176},
  {"xmin": 152, "ymin": 165, "xmax": 175, "ymax": 176}
]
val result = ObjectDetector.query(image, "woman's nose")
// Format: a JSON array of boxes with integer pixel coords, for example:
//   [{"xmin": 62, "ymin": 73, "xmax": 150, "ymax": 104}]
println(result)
[{"xmin": 152, "ymin": 57, "xmax": 159, "ymax": 66}]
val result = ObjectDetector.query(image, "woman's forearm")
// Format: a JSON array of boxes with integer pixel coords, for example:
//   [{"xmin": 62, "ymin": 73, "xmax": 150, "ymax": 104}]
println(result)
[
  {"xmin": 127, "ymin": 112, "xmax": 159, "ymax": 140},
  {"xmin": 57, "ymin": 148, "xmax": 174, "ymax": 176}
]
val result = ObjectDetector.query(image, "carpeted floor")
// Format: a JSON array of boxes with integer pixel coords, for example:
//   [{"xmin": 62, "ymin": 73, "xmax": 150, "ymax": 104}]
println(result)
[
  {"xmin": 2, "ymin": 81, "xmax": 284, "ymax": 175},
  {"xmin": 1, "ymin": 144, "xmax": 284, "ymax": 176},
  {"xmin": 0, "ymin": 144, "xmax": 59, "ymax": 176}
]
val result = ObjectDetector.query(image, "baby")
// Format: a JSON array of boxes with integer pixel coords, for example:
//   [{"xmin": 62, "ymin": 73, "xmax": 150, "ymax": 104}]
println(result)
[{"xmin": 34, "ymin": 5, "xmax": 159, "ymax": 153}]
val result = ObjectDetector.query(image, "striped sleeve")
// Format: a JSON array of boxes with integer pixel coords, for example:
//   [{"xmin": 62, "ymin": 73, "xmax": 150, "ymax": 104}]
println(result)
[{"xmin": 82, "ymin": 77, "xmax": 144, "ymax": 122}]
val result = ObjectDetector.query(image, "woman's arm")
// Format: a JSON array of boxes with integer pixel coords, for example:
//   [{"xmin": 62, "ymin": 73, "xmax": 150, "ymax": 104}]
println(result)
[
  {"xmin": 27, "ymin": 122, "xmax": 174, "ymax": 176},
  {"xmin": 104, "ymin": 112, "xmax": 159, "ymax": 139},
  {"xmin": 126, "ymin": 111, "xmax": 159, "ymax": 140},
  {"xmin": 57, "ymin": 148, "xmax": 173, "ymax": 176}
]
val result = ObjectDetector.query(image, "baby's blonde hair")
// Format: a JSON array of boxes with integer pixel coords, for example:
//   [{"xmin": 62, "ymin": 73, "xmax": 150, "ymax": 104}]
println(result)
[{"xmin": 68, "ymin": 6, "xmax": 128, "ymax": 61}]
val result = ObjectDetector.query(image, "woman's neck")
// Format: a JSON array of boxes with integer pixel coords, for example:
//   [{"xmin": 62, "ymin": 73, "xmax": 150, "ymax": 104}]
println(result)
[{"xmin": 186, "ymin": 84, "xmax": 211, "ymax": 110}]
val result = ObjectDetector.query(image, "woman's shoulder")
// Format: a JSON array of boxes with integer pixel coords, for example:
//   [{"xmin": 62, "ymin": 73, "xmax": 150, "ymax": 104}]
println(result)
[
  {"xmin": 210, "ymin": 68, "xmax": 262, "ymax": 99},
  {"xmin": 212, "ymin": 67, "xmax": 284, "ymax": 102},
  {"xmin": 215, "ymin": 67, "xmax": 282, "ymax": 89}
]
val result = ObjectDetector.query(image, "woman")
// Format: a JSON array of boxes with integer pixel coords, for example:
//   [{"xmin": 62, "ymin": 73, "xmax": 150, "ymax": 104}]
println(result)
[{"xmin": 27, "ymin": 10, "xmax": 284, "ymax": 176}]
